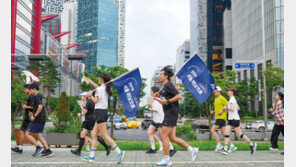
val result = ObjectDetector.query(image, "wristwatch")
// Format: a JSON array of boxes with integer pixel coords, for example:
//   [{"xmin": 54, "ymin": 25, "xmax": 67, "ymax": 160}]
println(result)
[{"xmin": 166, "ymin": 99, "xmax": 170, "ymax": 104}]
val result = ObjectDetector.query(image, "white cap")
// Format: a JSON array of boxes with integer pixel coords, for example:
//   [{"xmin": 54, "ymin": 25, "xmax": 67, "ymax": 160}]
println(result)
[
  {"xmin": 214, "ymin": 86, "xmax": 222, "ymax": 92},
  {"xmin": 79, "ymin": 92, "xmax": 87, "ymax": 96}
]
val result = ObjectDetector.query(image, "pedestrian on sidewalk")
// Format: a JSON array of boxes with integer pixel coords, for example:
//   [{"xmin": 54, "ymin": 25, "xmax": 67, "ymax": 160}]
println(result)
[
  {"xmin": 269, "ymin": 92, "xmax": 284, "ymax": 155},
  {"xmin": 12, "ymin": 84, "xmax": 35, "ymax": 154},
  {"xmin": 25, "ymin": 83, "xmax": 54, "ymax": 157},
  {"xmin": 156, "ymin": 66, "xmax": 199, "ymax": 166},
  {"xmin": 219, "ymin": 87, "xmax": 257, "ymax": 155},
  {"xmin": 210, "ymin": 86, "xmax": 237, "ymax": 153}
]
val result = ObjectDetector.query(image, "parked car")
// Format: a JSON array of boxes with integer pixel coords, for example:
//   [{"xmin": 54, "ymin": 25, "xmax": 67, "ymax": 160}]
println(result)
[
  {"xmin": 191, "ymin": 118, "xmax": 215, "ymax": 129},
  {"xmin": 245, "ymin": 122, "xmax": 253, "ymax": 129},
  {"xmin": 123, "ymin": 117, "xmax": 140, "ymax": 129},
  {"xmin": 252, "ymin": 120, "xmax": 274, "ymax": 132},
  {"xmin": 107, "ymin": 118, "xmax": 111, "ymax": 129},
  {"xmin": 141, "ymin": 118, "xmax": 154, "ymax": 130},
  {"xmin": 113, "ymin": 119, "xmax": 127, "ymax": 130}
]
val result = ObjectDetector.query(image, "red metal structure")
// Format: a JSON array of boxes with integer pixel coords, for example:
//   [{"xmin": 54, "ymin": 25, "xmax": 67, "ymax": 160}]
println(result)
[
  {"xmin": 33, "ymin": 0, "xmax": 42, "ymax": 54},
  {"xmin": 53, "ymin": 31, "xmax": 71, "ymax": 39},
  {"xmin": 63, "ymin": 43, "xmax": 81, "ymax": 50},
  {"xmin": 11, "ymin": 0, "xmax": 17, "ymax": 80},
  {"xmin": 41, "ymin": 14, "xmax": 59, "ymax": 23}
]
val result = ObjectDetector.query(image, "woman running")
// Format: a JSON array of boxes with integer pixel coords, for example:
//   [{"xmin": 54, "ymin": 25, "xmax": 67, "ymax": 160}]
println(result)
[
  {"xmin": 82, "ymin": 74, "xmax": 125, "ymax": 163},
  {"xmin": 219, "ymin": 87, "xmax": 257, "ymax": 155}
]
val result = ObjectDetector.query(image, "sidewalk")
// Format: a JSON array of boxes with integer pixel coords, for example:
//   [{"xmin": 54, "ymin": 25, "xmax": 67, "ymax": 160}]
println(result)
[{"xmin": 11, "ymin": 145, "xmax": 284, "ymax": 167}]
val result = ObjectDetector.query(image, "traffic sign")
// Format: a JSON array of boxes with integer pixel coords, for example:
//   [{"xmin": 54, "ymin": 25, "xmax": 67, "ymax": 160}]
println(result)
[{"xmin": 234, "ymin": 63, "xmax": 255, "ymax": 69}]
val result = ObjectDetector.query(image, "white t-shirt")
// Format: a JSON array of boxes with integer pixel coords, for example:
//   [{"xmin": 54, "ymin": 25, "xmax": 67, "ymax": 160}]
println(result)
[
  {"xmin": 94, "ymin": 84, "xmax": 108, "ymax": 109},
  {"xmin": 82, "ymin": 101, "xmax": 86, "ymax": 122},
  {"xmin": 151, "ymin": 97, "xmax": 164, "ymax": 123},
  {"xmin": 228, "ymin": 96, "xmax": 240, "ymax": 120}
]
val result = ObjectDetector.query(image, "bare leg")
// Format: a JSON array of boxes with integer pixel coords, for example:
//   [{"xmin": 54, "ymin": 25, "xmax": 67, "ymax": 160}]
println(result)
[
  {"xmin": 211, "ymin": 125, "xmax": 220, "ymax": 144},
  {"xmin": 224, "ymin": 126, "xmax": 233, "ymax": 147},
  {"xmin": 147, "ymin": 125, "xmax": 157, "ymax": 142},
  {"xmin": 161, "ymin": 126, "xmax": 173, "ymax": 156},
  {"xmin": 19, "ymin": 130, "xmax": 26, "ymax": 146},
  {"xmin": 234, "ymin": 127, "xmax": 250, "ymax": 143},
  {"xmin": 97, "ymin": 123, "xmax": 116, "ymax": 147},
  {"xmin": 37, "ymin": 133, "xmax": 49, "ymax": 150},
  {"xmin": 90, "ymin": 123, "xmax": 99, "ymax": 150},
  {"xmin": 221, "ymin": 126, "xmax": 233, "ymax": 146},
  {"xmin": 25, "ymin": 131, "xmax": 38, "ymax": 147},
  {"xmin": 169, "ymin": 126, "xmax": 189, "ymax": 149}
]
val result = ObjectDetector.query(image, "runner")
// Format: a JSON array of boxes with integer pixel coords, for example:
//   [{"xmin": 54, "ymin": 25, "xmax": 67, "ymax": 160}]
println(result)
[
  {"xmin": 82, "ymin": 74, "xmax": 125, "ymax": 163},
  {"xmin": 156, "ymin": 66, "xmax": 199, "ymax": 166},
  {"xmin": 145, "ymin": 86, "xmax": 176, "ymax": 155},
  {"xmin": 219, "ymin": 87, "xmax": 257, "ymax": 155},
  {"xmin": 210, "ymin": 86, "xmax": 237, "ymax": 153},
  {"xmin": 25, "ymin": 83, "xmax": 54, "ymax": 157},
  {"xmin": 269, "ymin": 92, "xmax": 284, "ymax": 155},
  {"xmin": 12, "ymin": 84, "xmax": 35, "ymax": 154}
]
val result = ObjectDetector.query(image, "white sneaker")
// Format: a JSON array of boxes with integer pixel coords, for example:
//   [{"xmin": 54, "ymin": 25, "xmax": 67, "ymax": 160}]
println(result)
[
  {"xmin": 215, "ymin": 144, "xmax": 223, "ymax": 152},
  {"xmin": 269, "ymin": 147, "xmax": 279, "ymax": 151},
  {"xmin": 157, "ymin": 157, "xmax": 172, "ymax": 166},
  {"xmin": 191, "ymin": 147, "xmax": 199, "ymax": 162},
  {"xmin": 228, "ymin": 146, "xmax": 237, "ymax": 153},
  {"xmin": 159, "ymin": 145, "xmax": 163, "ymax": 152}
]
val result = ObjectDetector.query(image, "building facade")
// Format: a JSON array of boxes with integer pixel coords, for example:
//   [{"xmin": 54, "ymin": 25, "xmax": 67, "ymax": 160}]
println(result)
[
  {"xmin": 42, "ymin": 0, "xmax": 64, "ymax": 14},
  {"xmin": 77, "ymin": 0, "xmax": 121, "ymax": 73},
  {"xmin": 190, "ymin": 0, "xmax": 231, "ymax": 73},
  {"xmin": 176, "ymin": 40, "xmax": 190, "ymax": 84},
  {"xmin": 116, "ymin": 0, "xmax": 126, "ymax": 67}
]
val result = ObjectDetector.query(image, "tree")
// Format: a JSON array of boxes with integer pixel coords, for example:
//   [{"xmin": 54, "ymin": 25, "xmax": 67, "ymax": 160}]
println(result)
[
  {"xmin": 11, "ymin": 71, "xmax": 28, "ymax": 128},
  {"xmin": 262, "ymin": 62, "xmax": 284, "ymax": 92},
  {"xmin": 51, "ymin": 92, "xmax": 70, "ymax": 132},
  {"xmin": 80, "ymin": 65, "xmax": 147, "ymax": 137}
]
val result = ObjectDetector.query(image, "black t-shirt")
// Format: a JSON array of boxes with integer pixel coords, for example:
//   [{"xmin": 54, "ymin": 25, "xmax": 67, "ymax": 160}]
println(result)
[
  {"xmin": 25, "ymin": 94, "xmax": 35, "ymax": 120},
  {"xmin": 159, "ymin": 82, "xmax": 180, "ymax": 115},
  {"xmin": 33, "ymin": 93, "xmax": 46, "ymax": 123},
  {"xmin": 84, "ymin": 99, "xmax": 96, "ymax": 121}
]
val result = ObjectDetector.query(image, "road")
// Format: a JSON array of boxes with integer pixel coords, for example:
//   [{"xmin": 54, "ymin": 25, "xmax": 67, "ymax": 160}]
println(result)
[{"xmin": 11, "ymin": 147, "xmax": 284, "ymax": 167}]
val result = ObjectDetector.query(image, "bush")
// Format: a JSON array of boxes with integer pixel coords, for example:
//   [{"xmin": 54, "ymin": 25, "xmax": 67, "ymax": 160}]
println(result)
[
  {"xmin": 176, "ymin": 123, "xmax": 196, "ymax": 140},
  {"xmin": 241, "ymin": 116, "xmax": 254, "ymax": 122},
  {"xmin": 248, "ymin": 110, "xmax": 257, "ymax": 118}
]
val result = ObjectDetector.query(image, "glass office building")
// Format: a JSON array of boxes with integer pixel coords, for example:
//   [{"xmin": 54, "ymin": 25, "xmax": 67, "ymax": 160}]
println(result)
[{"xmin": 77, "ymin": 0, "xmax": 119, "ymax": 73}]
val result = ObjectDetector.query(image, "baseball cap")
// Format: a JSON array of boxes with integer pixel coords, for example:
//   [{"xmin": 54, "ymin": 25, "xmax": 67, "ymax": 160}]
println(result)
[
  {"xmin": 79, "ymin": 92, "xmax": 87, "ymax": 96},
  {"xmin": 214, "ymin": 86, "xmax": 222, "ymax": 92}
]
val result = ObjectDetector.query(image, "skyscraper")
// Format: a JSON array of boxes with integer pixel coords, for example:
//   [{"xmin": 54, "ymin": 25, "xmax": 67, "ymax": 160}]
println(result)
[
  {"xmin": 176, "ymin": 40, "xmax": 190, "ymax": 84},
  {"xmin": 190, "ymin": 0, "xmax": 231, "ymax": 73},
  {"xmin": 77, "ymin": 0, "xmax": 123, "ymax": 73},
  {"xmin": 116, "ymin": 0, "xmax": 126, "ymax": 67},
  {"xmin": 43, "ymin": 0, "xmax": 64, "ymax": 14}
]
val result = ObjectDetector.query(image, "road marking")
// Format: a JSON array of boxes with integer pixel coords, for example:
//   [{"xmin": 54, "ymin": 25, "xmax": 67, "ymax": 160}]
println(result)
[{"xmin": 11, "ymin": 160, "xmax": 284, "ymax": 165}]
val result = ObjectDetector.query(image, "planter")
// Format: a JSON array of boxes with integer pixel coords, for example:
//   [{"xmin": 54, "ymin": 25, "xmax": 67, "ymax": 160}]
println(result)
[
  {"xmin": 13, "ymin": 128, "xmax": 38, "ymax": 145},
  {"xmin": 45, "ymin": 133, "xmax": 79, "ymax": 146}
]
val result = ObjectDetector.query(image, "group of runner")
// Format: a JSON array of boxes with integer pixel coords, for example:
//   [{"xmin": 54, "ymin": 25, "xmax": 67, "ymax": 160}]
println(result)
[{"xmin": 11, "ymin": 65, "xmax": 284, "ymax": 165}]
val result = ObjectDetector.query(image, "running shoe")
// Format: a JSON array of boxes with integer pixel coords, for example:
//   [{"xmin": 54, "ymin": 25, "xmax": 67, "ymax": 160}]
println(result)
[
  {"xmin": 11, "ymin": 147, "xmax": 23, "ymax": 154},
  {"xmin": 191, "ymin": 147, "xmax": 199, "ymax": 162},
  {"xmin": 215, "ymin": 144, "xmax": 223, "ymax": 152},
  {"xmin": 82, "ymin": 155, "xmax": 94, "ymax": 163},
  {"xmin": 146, "ymin": 149, "xmax": 157, "ymax": 154},
  {"xmin": 228, "ymin": 146, "xmax": 237, "ymax": 153},
  {"xmin": 70, "ymin": 149, "xmax": 81, "ymax": 156},
  {"xmin": 159, "ymin": 145, "xmax": 163, "ymax": 152},
  {"xmin": 32, "ymin": 146, "xmax": 43, "ymax": 157},
  {"xmin": 169, "ymin": 148, "xmax": 177, "ymax": 157},
  {"xmin": 269, "ymin": 147, "xmax": 279, "ymax": 151},
  {"xmin": 105, "ymin": 145, "xmax": 111, "ymax": 156},
  {"xmin": 41, "ymin": 149, "xmax": 54, "ymax": 157},
  {"xmin": 250, "ymin": 142, "xmax": 257, "ymax": 154},
  {"xmin": 81, "ymin": 150, "xmax": 90, "ymax": 155},
  {"xmin": 281, "ymin": 152, "xmax": 284, "ymax": 155},
  {"xmin": 117, "ymin": 150, "xmax": 126, "ymax": 164},
  {"xmin": 157, "ymin": 157, "xmax": 172, "ymax": 166},
  {"xmin": 218, "ymin": 148, "xmax": 228, "ymax": 155}
]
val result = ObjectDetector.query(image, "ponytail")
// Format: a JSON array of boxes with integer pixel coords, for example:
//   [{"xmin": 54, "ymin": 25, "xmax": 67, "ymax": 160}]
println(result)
[
  {"xmin": 100, "ymin": 73, "xmax": 112, "ymax": 96},
  {"xmin": 277, "ymin": 92, "xmax": 284, "ymax": 108}
]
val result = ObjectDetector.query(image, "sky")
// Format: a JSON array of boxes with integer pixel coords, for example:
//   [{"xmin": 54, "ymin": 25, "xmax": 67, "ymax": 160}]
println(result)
[{"xmin": 125, "ymin": 0, "xmax": 190, "ymax": 105}]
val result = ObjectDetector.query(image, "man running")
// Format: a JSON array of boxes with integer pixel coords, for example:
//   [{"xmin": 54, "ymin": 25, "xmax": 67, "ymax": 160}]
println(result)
[
  {"xmin": 156, "ymin": 66, "xmax": 199, "ymax": 166},
  {"xmin": 145, "ymin": 86, "xmax": 176, "ymax": 155},
  {"xmin": 25, "ymin": 83, "xmax": 54, "ymax": 157},
  {"xmin": 210, "ymin": 86, "xmax": 237, "ymax": 153},
  {"xmin": 12, "ymin": 84, "xmax": 35, "ymax": 154}
]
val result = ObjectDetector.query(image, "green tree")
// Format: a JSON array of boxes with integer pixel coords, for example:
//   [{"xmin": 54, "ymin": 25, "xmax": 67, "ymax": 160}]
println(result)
[
  {"xmin": 262, "ymin": 62, "xmax": 284, "ymax": 92},
  {"xmin": 80, "ymin": 65, "xmax": 147, "ymax": 137},
  {"xmin": 51, "ymin": 92, "xmax": 71, "ymax": 132},
  {"xmin": 11, "ymin": 71, "xmax": 28, "ymax": 128}
]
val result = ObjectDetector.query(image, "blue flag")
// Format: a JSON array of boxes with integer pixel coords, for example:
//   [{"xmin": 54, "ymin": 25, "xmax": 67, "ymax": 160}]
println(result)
[
  {"xmin": 176, "ymin": 54, "xmax": 216, "ymax": 104},
  {"xmin": 113, "ymin": 68, "xmax": 142, "ymax": 118}
]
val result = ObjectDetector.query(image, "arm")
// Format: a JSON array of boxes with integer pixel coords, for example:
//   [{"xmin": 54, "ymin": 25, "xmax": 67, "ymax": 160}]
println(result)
[
  {"xmin": 226, "ymin": 103, "xmax": 235, "ymax": 112},
  {"xmin": 31, "ymin": 104, "xmax": 42, "ymax": 121},
  {"xmin": 160, "ymin": 94, "xmax": 182, "ymax": 105},
  {"xmin": 22, "ymin": 103, "xmax": 33, "ymax": 110},
  {"xmin": 85, "ymin": 77, "xmax": 99, "ymax": 88},
  {"xmin": 90, "ymin": 95, "xmax": 99, "ymax": 104}
]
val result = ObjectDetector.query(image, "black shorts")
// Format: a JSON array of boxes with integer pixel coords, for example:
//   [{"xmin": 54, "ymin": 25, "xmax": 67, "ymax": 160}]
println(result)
[
  {"xmin": 151, "ymin": 121, "xmax": 162, "ymax": 129},
  {"xmin": 81, "ymin": 120, "xmax": 96, "ymax": 131},
  {"xmin": 94, "ymin": 109, "xmax": 108, "ymax": 124},
  {"xmin": 227, "ymin": 120, "xmax": 240, "ymax": 128},
  {"xmin": 162, "ymin": 113, "xmax": 178, "ymax": 127},
  {"xmin": 21, "ymin": 119, "xmax": 30, "ymax": 131},
  {"xmin": 215, "ymin": 119, "xmax": 226, "ymax": 128}
]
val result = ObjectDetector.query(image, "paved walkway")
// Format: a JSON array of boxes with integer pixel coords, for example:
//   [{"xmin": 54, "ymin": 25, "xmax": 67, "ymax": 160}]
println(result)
[{"xmin": 11, "ymin": 146, "xmax": 284, "ymax": 167}]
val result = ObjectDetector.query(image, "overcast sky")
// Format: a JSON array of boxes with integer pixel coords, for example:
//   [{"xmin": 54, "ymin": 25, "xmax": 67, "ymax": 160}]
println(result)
[{"xmin": 125, "ymin": 0, "xmax": 190, "ymax": 104}]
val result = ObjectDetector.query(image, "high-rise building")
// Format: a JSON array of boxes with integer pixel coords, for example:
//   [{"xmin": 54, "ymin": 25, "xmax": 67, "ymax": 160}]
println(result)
[
  {"xmin": 77, "ymin": 0, "xmax": 122, "ymax": 73},
  {"xmin": 151, "ymin": 66, "xmax": 163, "ymax": 88},
  {"xmin": 43, "ymin": 0, "xmax": 64, "ymax": 14},
  {"xmin": 190, "ymin": 0, "xmax": 231, "ymax": 73},
  {"xmin": 116, "ymin": 0, "xmax": 126, "ymax": 67},
  {"xmin": 176, "ymin": 40, "xmax": 190, "ymax": 84}
]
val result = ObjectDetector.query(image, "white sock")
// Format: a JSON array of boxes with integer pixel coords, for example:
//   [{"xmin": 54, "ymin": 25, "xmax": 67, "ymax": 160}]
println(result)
[
  {"xmin": 224, "ymin": 145, "xmax": 228, "ymax": 151},
  {"xmin": 158, "ymin": 140, "xmax": 162, "ymax": 146},
  {"xmin": 90, "ymin": 148, "xmax": 96, "ymax": 158},
  {"xmin": 113, "ymin": 145, "xmax": 121, "ymax": 154},
  {"xmin": 169, "ymin": 142, "xmax": 174, "ymax": 150},
  {"xmin": 164, "ymin": 155, "xmax": 170, "ymax": 160},
  {"xmin": 187, "ymin": 146, "xmax": 193, "ymax": 152},
  {"xmin": 230, "ymin": 144, "xmax": 234, "ymax": 148},
  {"xmin": 150, "ymin": 142, "xmax": 155, "ymax": 150},
  {"xmin": 249, "ymin": 141, "xmax": 254, "ymax": 146},
  {"xmin": 85, "ymin": 145, "xmax": 90, "ymax": 151},
  {"xmin": 18, "ymin": 145, "xmax": 23, "ymax": 150},
  {"xmin": 217, "ymin": 143, "xmax": 221, "ymax": 146}
]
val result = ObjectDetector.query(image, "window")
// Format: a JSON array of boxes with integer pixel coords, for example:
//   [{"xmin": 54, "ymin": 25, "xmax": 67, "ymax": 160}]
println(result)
[
  {"xmin": 250, "ymin": 69, "xmax": 255, "ymax": 79},
  {"xmin": 244, "ymin": 70, "xmax": 247, "ymax": 80},
  {"xmin": 237, "ymin": 72, "xmax": 241, "ymax": 82},
  {"xmin": 185, "ymin": 51, "xmax": 190, "ymax": 54},
  {"xmin": 257, "ymin": 63, "xmax": 262, "ymax": 79},
  {"xmin": 225, "ymin": 48, "xmax": 232, "ymax": 59},
  {"xmin": 226, "ymin": 65, "xmax": 232, "ymax": 70}
]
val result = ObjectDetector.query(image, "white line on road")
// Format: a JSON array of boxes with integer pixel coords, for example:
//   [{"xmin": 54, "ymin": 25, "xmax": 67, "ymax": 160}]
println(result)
[{"xmin": 11, "ymin": 160, "xmax": 284, "ymax": 165}]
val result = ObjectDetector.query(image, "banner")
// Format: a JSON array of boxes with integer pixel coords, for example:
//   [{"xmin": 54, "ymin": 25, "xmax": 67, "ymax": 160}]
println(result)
[
  {"xmin": 176, "ymin": 54, "xmax": 216, "ymax": 104},
  {"xmin": 113, "ymin": 68, "xmax": 142, "ymax": 118}
]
